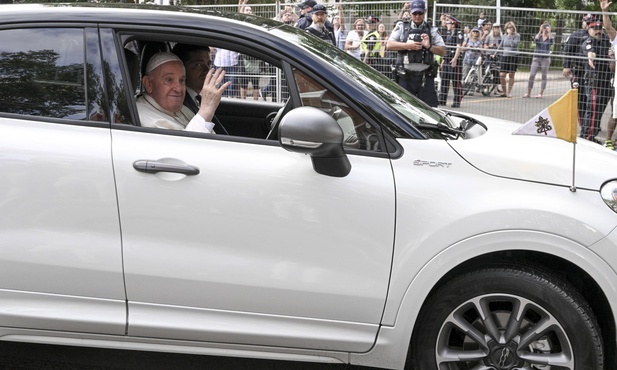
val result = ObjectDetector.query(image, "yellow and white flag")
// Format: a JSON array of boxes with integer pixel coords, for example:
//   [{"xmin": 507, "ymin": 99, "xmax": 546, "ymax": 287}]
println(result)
[{"xmin": 512, "ymin": 89, "xmax": 578, "ymax": 143}]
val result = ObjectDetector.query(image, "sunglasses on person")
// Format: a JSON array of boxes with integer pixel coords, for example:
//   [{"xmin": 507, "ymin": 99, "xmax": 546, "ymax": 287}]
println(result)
[{"xmin": 412, "ymin": 12, "xmax": 424, "ymax": 15}]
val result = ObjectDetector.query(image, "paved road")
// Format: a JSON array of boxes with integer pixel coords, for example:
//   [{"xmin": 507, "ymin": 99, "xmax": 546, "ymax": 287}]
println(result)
[
  {"xmin": 441, "ymin": 69, "xmax": 612, "ymax": 140},
  {"xmin": 0, "ymin": 341, "xmax": 374, "ymax": 370}
]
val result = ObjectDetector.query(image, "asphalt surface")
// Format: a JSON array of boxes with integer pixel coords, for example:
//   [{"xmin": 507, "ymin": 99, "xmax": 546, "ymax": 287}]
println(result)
[
  {"xmin": 0, "ymin": 341, "xmax": 372, "ymax": 370},
  {"xmin": 445, "ymin": 68, "xmax": 613, "ymax": 141}
]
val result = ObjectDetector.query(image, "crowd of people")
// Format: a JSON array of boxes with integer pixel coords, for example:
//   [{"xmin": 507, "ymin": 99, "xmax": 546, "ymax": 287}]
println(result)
[{"xmin": 133, "ymin": 0, "xmax": 617, "ymax": 148}]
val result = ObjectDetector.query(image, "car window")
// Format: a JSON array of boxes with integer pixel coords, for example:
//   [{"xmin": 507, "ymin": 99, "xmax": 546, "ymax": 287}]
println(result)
[
  {"xmin": 293, "ymin": 69, "xmax": 382, "ymax": 152},
  {"xmin": 124, "ymin": 37, "xmax": 289, "ymax": 139},
  {"xmin": 0, "ymin": 28, "xmax": 106, "ymax": 122}
]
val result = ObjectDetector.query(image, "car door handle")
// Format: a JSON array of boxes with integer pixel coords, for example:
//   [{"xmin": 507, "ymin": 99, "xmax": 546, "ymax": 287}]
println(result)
[{"xmin": 133, "ymin": 160, "xmax": 200, "ymax": 176}]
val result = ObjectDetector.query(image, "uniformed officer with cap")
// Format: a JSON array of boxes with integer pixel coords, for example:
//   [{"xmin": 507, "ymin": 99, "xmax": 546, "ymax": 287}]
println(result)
[
  {"xmin": 439, "ymin": 15, "xmax": 463, "ymax": 107},
  {"xmin": 387, "ymin": 0, "xmax": 446, "ymax": 107},
  {"xmin": 563, "ymin": 14, "xmax": 598, "ymax": 122},
  {"xmin": 305, "ymin": 4, "xmax": 336, "ymax": 45},
  {"xmin": 580, "ymin": 18, "xmax": 613, "ymax": 143},
  {"xmin": 295, "ymin": 0, "xmax": 333, "ymax": 35}
]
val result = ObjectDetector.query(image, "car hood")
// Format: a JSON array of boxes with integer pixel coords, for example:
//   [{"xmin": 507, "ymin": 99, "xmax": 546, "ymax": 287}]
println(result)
[{"xmin": 447, "ymin": 114, "xmax": 617, "ymax": 190}]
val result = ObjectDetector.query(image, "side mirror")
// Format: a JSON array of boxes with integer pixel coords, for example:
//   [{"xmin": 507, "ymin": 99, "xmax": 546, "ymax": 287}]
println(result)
[{"xmin": 279, "ymin": 107, "xmax": 351, "ymax": 177}]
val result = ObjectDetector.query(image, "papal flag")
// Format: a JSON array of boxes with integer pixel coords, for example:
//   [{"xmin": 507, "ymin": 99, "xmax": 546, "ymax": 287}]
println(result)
[{"xmin": 512, "ymin": 89, "xmax": 578, "ymax": 143}]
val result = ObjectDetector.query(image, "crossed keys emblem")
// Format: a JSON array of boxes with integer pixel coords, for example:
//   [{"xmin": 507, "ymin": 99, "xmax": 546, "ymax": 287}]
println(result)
[{"xmin": 534, "ymin": 116, "xmax": 553, "ymax": 135}]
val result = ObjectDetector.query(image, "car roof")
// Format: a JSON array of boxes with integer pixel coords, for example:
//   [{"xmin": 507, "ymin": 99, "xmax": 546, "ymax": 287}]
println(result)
[{"xmin": 0, "ymin": 3, "xmax": 276, "ymax": 32}]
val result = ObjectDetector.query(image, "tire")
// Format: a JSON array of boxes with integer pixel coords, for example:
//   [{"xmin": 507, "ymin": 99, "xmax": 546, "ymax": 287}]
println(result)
[
  {"xmin": 463, "ymin": 71, "xmax": 477, "ymax": 96},
  {"xmin": 409, "ymin": 266, "xmax": 604, "ymax": 370},
  {"xmin": 481, "ymin": 73, "xmax": 494, "ymax": 96}
]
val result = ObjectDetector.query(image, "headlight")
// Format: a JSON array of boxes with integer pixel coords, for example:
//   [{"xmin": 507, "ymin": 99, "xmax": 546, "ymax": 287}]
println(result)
[{"xmin": 601, "ymin": 180, "xmax": 617, "ymax": 213}]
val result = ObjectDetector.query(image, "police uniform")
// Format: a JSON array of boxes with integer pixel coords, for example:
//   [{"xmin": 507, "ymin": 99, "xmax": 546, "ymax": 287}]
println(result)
[
  {"xmin": 295, "ymin": 13, "xmax": 334, "ymax": 33},
  {"xmin": 564, "ymin": 27, "xmax": 592, "ymax": 122},
  {"xmin": 306, "ymin": 25, "xmax": 336, "ymax": 45},
  {"xmin": 439, "ymin": 27, "xmax": 463, "ymax": 106},
  {"xmin": 580, "ymin": 28, "xmax": 613, "ymax": 142},
  {"xmin": 303, "ymin": 4, "xmax": 336, "ymax": 45},
  {"xmin": 389, "ymin": 20, "xmax": 445, "ymax": 107}
]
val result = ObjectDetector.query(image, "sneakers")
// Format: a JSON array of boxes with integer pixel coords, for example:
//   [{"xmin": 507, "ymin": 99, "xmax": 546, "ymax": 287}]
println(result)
[
  {"xmin": 451, "ymin": 102, "xmax": 460, "ymax": 108},
  {"xmin": 605, "ymin": 139, "xmax": 615, "ymax": 150}
]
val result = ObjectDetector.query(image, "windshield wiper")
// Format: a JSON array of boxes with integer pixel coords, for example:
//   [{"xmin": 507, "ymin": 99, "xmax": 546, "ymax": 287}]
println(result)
[{"xmin": 416, "ymin": 118, "xmax": 465, "ymax": 138}]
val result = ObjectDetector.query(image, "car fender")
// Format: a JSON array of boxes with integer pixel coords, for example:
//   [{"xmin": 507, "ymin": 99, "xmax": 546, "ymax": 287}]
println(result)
[{"xmin": 351, "ymin": 229, "xmax": 617, "ymax": 369}]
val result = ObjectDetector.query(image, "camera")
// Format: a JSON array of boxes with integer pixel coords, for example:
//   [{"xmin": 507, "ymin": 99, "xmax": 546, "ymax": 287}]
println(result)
[{"xmin": 408, "ymin": 33, "xmax": 422, "ymax": 42}]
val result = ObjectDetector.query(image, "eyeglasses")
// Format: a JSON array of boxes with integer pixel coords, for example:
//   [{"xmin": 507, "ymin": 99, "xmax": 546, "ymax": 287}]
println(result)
[{"xmin": 412, "ymin": 12, "xmax": 424, "ymax": 16}]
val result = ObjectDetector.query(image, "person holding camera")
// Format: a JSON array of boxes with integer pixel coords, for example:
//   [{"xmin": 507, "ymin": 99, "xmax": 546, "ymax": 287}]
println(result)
[
  {"xmin": 523, "ymin": 22, "xmax": 554, "ymax": 98},
  {"xmin": 386, "ymin": 0, "xmax": 445, "ymax": 107}
]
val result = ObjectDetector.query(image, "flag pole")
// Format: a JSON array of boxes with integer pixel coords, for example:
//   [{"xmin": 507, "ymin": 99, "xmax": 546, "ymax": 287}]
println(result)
[
  {"xmin": 570, "ymin": 142, "xmax": 577, "ymax": 192},
  {"xmin": 570, "ymin": 83, "xmax": 579, "ymax": 192}
]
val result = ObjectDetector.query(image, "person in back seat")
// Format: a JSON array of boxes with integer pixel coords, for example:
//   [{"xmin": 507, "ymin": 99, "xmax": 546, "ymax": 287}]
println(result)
[
  {"xmin": 136, "ymin": 52, "xmax": 229, "ymax": 133},
  {"xmin": 172, "ymin": 43, "xmax": 212, "ymax": 114}
]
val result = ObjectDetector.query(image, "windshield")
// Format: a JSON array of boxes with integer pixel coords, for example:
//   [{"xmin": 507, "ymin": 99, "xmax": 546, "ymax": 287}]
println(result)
[{"xmin": 269, "ymin": 24, "xmax": 450, "ymax": 135}]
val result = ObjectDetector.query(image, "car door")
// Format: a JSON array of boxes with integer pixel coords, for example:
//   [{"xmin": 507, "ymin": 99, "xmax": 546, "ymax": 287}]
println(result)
[
  {"xmin": 112, "ymin": 47, "xmax": 395, "ymax": 352},
  {"xmin": 0, "ymin": 27, "xmax": 126, "ymax": 335}
]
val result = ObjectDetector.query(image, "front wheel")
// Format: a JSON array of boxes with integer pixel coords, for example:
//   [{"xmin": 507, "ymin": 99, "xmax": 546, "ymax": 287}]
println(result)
[
  {"xmin": 481, "ymin": 74, "xmax": 494, "ymax": 96},
  {"xmin": 410, "ymin": 266, "xmax": 604, "ymax": 370},
  {"xmin": 463, "ymin": 71, "xmax": 477, "ymax": 96}
]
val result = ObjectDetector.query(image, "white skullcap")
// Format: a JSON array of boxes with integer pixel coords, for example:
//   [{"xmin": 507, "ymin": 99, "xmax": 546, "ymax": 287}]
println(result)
[{"xmin": 145, "ymin": 52, "xmax": 182, "ymax": 74}]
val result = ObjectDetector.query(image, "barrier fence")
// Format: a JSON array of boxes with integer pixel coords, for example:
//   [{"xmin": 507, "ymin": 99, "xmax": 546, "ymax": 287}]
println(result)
[{"xmin": 184, "ymin": 1, "xmax": 614, "ymax": 131}]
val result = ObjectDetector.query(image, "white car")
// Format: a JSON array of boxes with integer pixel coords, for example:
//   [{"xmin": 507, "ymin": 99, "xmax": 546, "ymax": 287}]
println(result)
[{"xmin": 1, "ymin": 4, "xmax": 616, "ymax": 370}]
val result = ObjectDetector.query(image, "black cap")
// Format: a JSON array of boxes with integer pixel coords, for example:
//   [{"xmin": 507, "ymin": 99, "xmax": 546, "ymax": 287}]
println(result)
[
  {"xmin": 447, "ymin": 15, "xmax": 460, "ymax": 25},
  {"xmin": 297, "ymin": 0, "xmax": 317, "ymax": 10},
  {"xmin": 309, "ymin": 3, "xmax": 327, "ymax": 14}
]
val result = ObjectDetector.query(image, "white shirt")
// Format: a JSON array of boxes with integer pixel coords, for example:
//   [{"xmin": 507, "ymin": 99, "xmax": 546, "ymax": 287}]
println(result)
[
  {"xmin": 136, "ymin": 94, "xmax": 215, "ymax": 133},
  {"xmin": 346, "ymin": 30, "xmax": 363, "ymax": 59}
]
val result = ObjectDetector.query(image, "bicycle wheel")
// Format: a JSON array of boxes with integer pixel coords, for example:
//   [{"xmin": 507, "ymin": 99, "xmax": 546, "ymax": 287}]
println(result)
[
  {"xmin": 463, "ymin": 70, "xmax": 478, "ymax": 96},
  {"xmin": 481, "ymin": 73, "xmax": 494, "ymax": 96}
]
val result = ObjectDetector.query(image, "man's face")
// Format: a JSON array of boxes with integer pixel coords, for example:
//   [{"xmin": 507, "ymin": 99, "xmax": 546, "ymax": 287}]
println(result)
[
  {"xmin": 243, "ymin": 6, "xmax": 252, "ymax": 14},
  {"xmin": 411, "ymin": 11, "xmax": 424, "ymax": 25},
  {"xmin": 184, "ymin": 50, "xmax": 210, "ymax": 93},
  {"xmin": 301, "ymin": 6, "xmax": 311, "ymax": 15},
  {"xmin": 589, "ymin": 25, "xmax": 603, "ymax": 38},
  {"xmin": 145, "ymin": 61, "xmax": 186, "ymax": 113},
  {"xmin": 311, "ymin": 12, "xmax": 326, "ymax": 26}
]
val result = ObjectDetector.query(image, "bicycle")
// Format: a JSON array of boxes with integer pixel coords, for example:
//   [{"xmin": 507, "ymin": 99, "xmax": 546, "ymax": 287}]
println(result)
[{"xmin": 479, "ymin": 54, "xmax": 503, "ymax": 96}]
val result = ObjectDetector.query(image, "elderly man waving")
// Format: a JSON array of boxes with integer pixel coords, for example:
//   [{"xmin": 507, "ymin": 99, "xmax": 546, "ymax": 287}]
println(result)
[{"xmin": 136, "ymin": 52, "xmax": 230, "ymax": 133}]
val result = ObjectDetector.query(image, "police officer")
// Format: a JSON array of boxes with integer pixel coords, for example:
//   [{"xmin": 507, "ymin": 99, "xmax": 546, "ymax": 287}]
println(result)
[
  {"xmin": 580, "ymin": 18, "xmax": 613, "ymax": 143},
  {"xmin": 387, "ymin": 0, "xmax": 446, "ymax": 107},
  {"xmin": 305, "ymin": 4, "xmax": 336, "ymax": 45},
  {"xmin": 295, "ymin": 0, "xmax": 333, "ymax": 34},
  {"xmin": 563, "ymin": 14, "xmax": 595, "ymax": 123},
  {"xmin": 439, "ymin": 16, "xmax": 463, "ymax": 107}
]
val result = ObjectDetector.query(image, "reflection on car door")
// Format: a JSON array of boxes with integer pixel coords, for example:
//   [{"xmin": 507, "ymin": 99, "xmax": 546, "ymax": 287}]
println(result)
[
  {"xmin": 0, "ymin": 27, "xmax": 126, "ymax": 335},
  {"xmin": 112, "ymin": 130, "xmax": 395, "ymax": 352}
]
